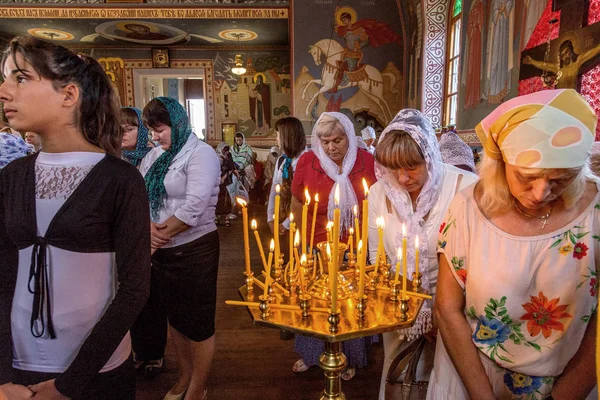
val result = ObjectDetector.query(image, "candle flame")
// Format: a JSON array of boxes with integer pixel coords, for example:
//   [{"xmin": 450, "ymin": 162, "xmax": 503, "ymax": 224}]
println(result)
[
  {"xmin": 289, "ymin": 213, "xmax": 294, "ymax": 222},
  {"xmin": 251, "ymin": 219, "xmax": 257, "ymax": 230},
  {"xmin": 236, "ymin": 197, "xmax": 247, "ymax": 207},
  {"xmin": 415, "ymin": 235, "xmax": 419, "ymax": 248},
  {"xmin": 300, "ymin": 253, "xmax": 307, "ymax": 264},
  {"xmin": 402, "ymin": 223, "xmax": 406, "ymax": 237},
  {"xmin": 358, "ymin": 239, "xmax": 363, "ymax": 251},
  {"xmin": 349, "ymin": 227, "xmax": 354, "ymax": 235},
  {"xmin": 397, "ymin": 247, "xmax": 402, "ymax": 260},
  {"xmin": 334, "ymin": 184, "xmax": 340, "ymax": 206},
  {"xmin": 362, "ymin": 178, "xmax": 369, "ymax": 196},
  {"xmin": 376, "ymin": 216, "xmax": 385, "ymax": 229},
  {"xmin": 326, "ymin": 221, "xmax": 334, "ymax": 231},
  {"xmin": 275, "ymin": 184, "xmax": 281, "ymax": 194},
  {"xmin": 294, "ymin": 230, "xmax": 300, "ymax": 247},
  {"xmin": 353, "ymin": 204, "xmax": 358, "ymax": 216},
  {"xmin": 269, "ymin": 239, "xmax": 275, "ymax": 252},
  {"xmin": 305, "ymin": 189, "xmax": 311, "ymax": 205},
  {"xmin": 315, "ymin": 193, "xmax": 319, "ymax": 202}
]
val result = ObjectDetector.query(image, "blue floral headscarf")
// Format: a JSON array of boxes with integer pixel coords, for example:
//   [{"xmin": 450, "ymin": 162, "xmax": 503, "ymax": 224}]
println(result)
[
  {"xmin": 143, "ymin": 97, "xmax": 192, "ymax": 221},
  {"xmin": 122, "ymin": 107, "xmax": 152, "ymax": 167}
]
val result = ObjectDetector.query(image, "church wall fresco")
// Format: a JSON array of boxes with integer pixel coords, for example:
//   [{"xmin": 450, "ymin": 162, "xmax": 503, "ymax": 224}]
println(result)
[
  {"xmin": 458, "ymin": 0, "xmax": 600, "ymax": 139},
  {"xmin": 292, "ymin": 1, "xmax": 408, "ymax": 137},
  {"xmin": 91, "ymin": 47, "xmax": 291, "ymax": 147}
]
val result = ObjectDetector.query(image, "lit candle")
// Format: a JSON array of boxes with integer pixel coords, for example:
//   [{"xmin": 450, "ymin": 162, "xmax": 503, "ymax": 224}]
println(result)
[
  {"xmin": 375, "ymin": 217, "xmax": 385, "ymax": 275},
  {"xmin": 360, "ymin": 179, "xmax": 369, "ymax": 280},
  {"xmin": 302, "ymin": 190, "xmax": 310, "ymax": 253},
  {"xmin": 348, "ymin": 227, "xmax": 354, "ymax": 256},
  {"xmin": 331, "ymin": 184, "xmax": 340, "ymax": 314},
  {"xmin": 300, "ymin": 254, "xmax": 307, "ymax": 292},
  {"xmin": 327, "ymin": 243, "xmax": 337, "ymax": 314},
  {"xmin": 402, "ymin": 223, "xmax": 407, "ymax": 296},
  {"xmin": 394, "ymin": 248, "xmax": 402, "ymax": 285},
  {"xmin": 326, "ymin": 221, "xmax": 333, "ymax": 244},
  {"xmin": 264, "ymin": 239, "xmax": 275, "ymax": 297},
  {"xmin": 353, "ymin": 204, "xmax": 360, "ymax": 254},
  {"xmin": 274, "ymin": 185, "xmax": 281, "ymax": 270},
  {"xmin": 415, "ymin": 235, "xmax": 420, "ymax": 278},
  {"xmin": 251, "ymin": 219, "xmax": 267, "ymax": 270},
  {"xmin": 309, "ymin": 193, "xmax": 319, "ymax": 254},
  {"xmin": 288, "ymin": 213, "xmax": 295, "ymax": 268},
  {"xmin": 237, "ymin": 198, "xmax": 251, "ymax": 276},
  {"xmin": 293, "ymin": 231, "xmax": 301, "ymax": 285},
  {"xmin": 357, "ymin": 240, "xmax": 365, "ymax": 297}
]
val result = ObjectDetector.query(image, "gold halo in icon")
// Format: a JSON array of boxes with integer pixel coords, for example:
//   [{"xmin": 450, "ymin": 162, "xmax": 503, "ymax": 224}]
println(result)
[{"xmin": 28, "ymin": 28, "xmax": 74, "ymax": 41}]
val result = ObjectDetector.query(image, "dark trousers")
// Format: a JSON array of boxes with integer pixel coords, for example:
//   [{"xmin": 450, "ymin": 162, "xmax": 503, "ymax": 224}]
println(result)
[
  {"xmin": 13, "ymin": 357, "xmax": 135, "ymax": 400},
  {"xmin": 130, "ymin": 261, "xmax": 168, "ymax": 361}
]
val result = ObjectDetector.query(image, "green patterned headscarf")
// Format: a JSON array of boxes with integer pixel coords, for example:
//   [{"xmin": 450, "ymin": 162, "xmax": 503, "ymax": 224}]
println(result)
[{"xmin": 143, "ymin": 97, "xmax": 192, "ymax": 221}]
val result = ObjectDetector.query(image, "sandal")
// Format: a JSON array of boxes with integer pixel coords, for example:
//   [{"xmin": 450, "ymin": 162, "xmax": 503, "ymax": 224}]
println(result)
[
  {"xmin": 341, "ymin": 367, "xmax": 356, "ymax": 381},
  {"xmin": 225, "ymin": 218, "xmax": 231, "ymax": 227},
  {"xmin": 292, "ymin": 359, "xmax": 310, "ymax": 373}
]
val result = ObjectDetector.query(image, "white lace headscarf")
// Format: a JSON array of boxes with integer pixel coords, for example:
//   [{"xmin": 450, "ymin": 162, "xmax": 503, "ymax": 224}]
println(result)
[
  {"xmin": 376, "ymin": 109, "xmax": 443, "ymax": 340},
  {"xmin": 311, "ymin": 112, "xmax": 358, "ymax": 234}
]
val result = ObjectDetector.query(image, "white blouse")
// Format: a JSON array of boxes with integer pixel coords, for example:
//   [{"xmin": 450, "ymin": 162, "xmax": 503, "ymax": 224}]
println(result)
[{"xmin": 140, "ymin": 135, "xmax": 220, "ymax": 248}]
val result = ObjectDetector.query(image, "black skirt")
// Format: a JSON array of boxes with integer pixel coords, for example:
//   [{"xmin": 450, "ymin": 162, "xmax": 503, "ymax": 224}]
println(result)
[{"xmin": 151, "ymin": 230, "xmax": 220, "ymax": 342}]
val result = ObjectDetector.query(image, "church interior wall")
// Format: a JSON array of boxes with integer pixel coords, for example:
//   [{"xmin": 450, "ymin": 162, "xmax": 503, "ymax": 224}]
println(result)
[{"xmin": 292, "ymin": 0, "xmax": 410, "ymax": 138}]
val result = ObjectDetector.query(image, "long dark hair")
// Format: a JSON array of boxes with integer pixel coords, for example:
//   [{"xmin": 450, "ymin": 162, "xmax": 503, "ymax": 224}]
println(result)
[
  {"xmin": 1, "ymin": 36, "xmax": 121, "ymax": 156},
  {"xmin": 275, "ymin": 117, "xmax": 306, "ymax": 158}
]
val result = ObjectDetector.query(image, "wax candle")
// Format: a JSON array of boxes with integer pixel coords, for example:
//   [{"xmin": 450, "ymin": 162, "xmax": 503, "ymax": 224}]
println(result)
[
  {"xmin": 357, "ymin": 240, "xmax": 365, "ymax": 297},
  {"xmin": 251, "ymin": 219, "xmax": 267, "ymax": 270},
  {"xmin": 326, "ymin": 221, "xmax": 333, "ymax": 244},
  {"xmin": 299, "ymin": 253, "xmax": 307, "ymax": 292},
  {"xmin": 331, "ymin": 184, "xmax": 340, "ymax": 314},
  {"xmin": 402, "ymin": 223, "xmax": 407, "ymax": 297},
  {"xmin": 264, "ymin": 239, "xmax": 275, "ymax": 297},
  {"xmin": 348, "ymin": 227, "xmax": 354, "ymax": 256},
  {"xmin": 415, "ymin": 235, "xmax": 420, "ymax": 277},
  {"xmin": 309, "ymin": 193, "xmax": 319, "ymax": 254},
  {"xmin": 394, "ymin": 248, "xmax": 402, "ymax": 285},
  {"xmin": 375, "ymin": 217, "xmax": 385, "ymax": 275},
  {"xmin": 353, "ymin": 204, "xmax": 360, "ymax": 253},
  {"xmin": 288, "ymin": 213, "xmax": 295, "ymax": 268},
  {"xmin": 302, "ymin": 189, "xmax": 310, "ymax": 253},
  {"xmin": 360, "ymin": 179, "xmax": 369, "ymax": 281},
  {"xmin": 327, "ymin": 243, "xmax": 337, "ymax": 314},
  {"xmin": 274, "ymin": 185, "xmax": 281, "ymax": 270},
  {"xmin": 237, "ymin": 198, "xmax": 251, "ymax": 276}
]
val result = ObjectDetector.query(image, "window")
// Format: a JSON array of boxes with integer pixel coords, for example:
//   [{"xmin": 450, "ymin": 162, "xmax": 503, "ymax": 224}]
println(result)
[
  {"xmin": 443, "ymin": 0, "xmax": 462, "ymax": 127},
  {"xmin": 187, "ymin": 99, "xmax": 206, "ymax": 140}
]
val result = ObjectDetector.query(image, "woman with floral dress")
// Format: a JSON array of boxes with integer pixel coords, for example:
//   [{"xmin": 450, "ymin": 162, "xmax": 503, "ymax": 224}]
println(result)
[{"xmin": 428, "ymin": 89, "xmax": 599, "ymax": 400}]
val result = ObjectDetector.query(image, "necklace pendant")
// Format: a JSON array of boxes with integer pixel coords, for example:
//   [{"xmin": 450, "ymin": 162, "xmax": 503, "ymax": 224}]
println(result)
[{"xmin": 541, "ymin": 219, "xmax": 548, "ymax": 229}]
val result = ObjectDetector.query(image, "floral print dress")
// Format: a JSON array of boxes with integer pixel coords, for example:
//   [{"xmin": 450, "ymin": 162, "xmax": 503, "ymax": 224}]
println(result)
[{"xmin": 427, "ymin": 182, "xmax": 599, "ymax": 400}]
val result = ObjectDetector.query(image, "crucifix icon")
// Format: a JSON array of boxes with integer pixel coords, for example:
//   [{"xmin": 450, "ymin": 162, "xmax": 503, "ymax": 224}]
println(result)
[{"xmin": 519, "ymin": 0, "xmax": 600, "ymax": 90}]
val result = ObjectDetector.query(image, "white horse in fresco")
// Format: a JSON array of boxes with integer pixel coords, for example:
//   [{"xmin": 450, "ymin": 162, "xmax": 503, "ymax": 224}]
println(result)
[{"xmin": 301, "ymin": 39, "xmax": 393, "ymax": 121}]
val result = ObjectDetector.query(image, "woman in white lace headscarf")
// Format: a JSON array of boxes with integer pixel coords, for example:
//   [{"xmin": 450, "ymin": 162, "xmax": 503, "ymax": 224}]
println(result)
[{"xmin": 368, "ymin": 109, "xmax": 478, "ymax": 399}]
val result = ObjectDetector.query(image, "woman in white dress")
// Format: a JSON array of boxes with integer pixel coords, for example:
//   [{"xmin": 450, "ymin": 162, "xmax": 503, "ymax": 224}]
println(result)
[
  {"xmin": 368, "ymin": 109, "xmax": 478, "ymax": 399},
  {"xmin": 429, "ymin": 89, "xmax": 599, "ymax": 400}
]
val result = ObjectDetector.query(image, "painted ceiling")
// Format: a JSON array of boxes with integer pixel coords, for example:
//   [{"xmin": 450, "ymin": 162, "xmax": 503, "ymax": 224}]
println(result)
[{"xmin": 0, "ymin": 7, "xmax": 289, "ymax": 48}]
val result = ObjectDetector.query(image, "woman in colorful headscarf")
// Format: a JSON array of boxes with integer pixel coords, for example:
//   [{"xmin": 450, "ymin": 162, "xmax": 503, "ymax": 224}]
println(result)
[
  {"xmin": 369, "ymin": 109, "xmax": 478, "ymax": 399},
  {"xmin": 232, "ymin": 131, "xmax": 254, "ymax": 171},
  {"xmin": 428, "ymin": 89, "xmax": 599, "ymax": 400},
  {"xmin": 139, "ymin": 97, "xmax": 220, "ymax": 400},
  {"xmin": 120, "ymin": 107, "xmax": 153, "ymax": 167},
  {"xmin": 290, "ymin": 112, "xmax": 377, "ymax": 379}
]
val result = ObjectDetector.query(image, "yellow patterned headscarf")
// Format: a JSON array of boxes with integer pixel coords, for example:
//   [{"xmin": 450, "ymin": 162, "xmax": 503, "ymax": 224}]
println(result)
[{"xmin": 476, "ymin": 89, "xmax": 597, "ymax": 168}]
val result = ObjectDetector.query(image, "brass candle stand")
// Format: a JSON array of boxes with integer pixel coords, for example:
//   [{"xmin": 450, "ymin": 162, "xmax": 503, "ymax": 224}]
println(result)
[{"xmin": 227, "ymin": 241, "xmax": 430, "ymax": 399}]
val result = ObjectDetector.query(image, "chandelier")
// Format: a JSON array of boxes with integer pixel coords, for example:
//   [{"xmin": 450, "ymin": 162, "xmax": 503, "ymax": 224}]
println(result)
[{"xmin": 231, "ymin": 33, "xmax": 247, "ymax": 75}]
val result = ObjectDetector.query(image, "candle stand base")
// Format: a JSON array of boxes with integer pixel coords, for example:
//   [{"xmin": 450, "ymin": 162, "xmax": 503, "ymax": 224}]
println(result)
[
  {"xmin": 308, "ymin": 272, "xmax": 355, "ymax": 301},
  {"xmin": 319, "ymin": 341, "xmax": 347, "ymax": 400}
]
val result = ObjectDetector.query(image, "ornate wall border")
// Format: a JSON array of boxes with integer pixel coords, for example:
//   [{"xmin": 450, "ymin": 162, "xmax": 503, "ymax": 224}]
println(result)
[
  {"xmin": 123, "ymin": 59, "xmax": 217, "ymax": 143},
  {"xmin": 421, "ymin": 0, "xmax": 449, "ymax": 127}
]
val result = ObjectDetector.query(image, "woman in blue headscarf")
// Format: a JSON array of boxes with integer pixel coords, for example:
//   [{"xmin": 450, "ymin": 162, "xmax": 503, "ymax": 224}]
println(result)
[
  {"xmin": 119, "ymin": 107, "xmax": 153, "ymax": 167},
  {"xmin": 139, "ymin": 97, "xmax": 220, "ymax": 400}
]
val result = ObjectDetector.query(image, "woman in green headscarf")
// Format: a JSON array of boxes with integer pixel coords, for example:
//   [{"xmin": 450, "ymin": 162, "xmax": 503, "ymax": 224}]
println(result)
[{"xmin": 139, "ymin": 97, "xmax": 220, "ymax": 400}]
